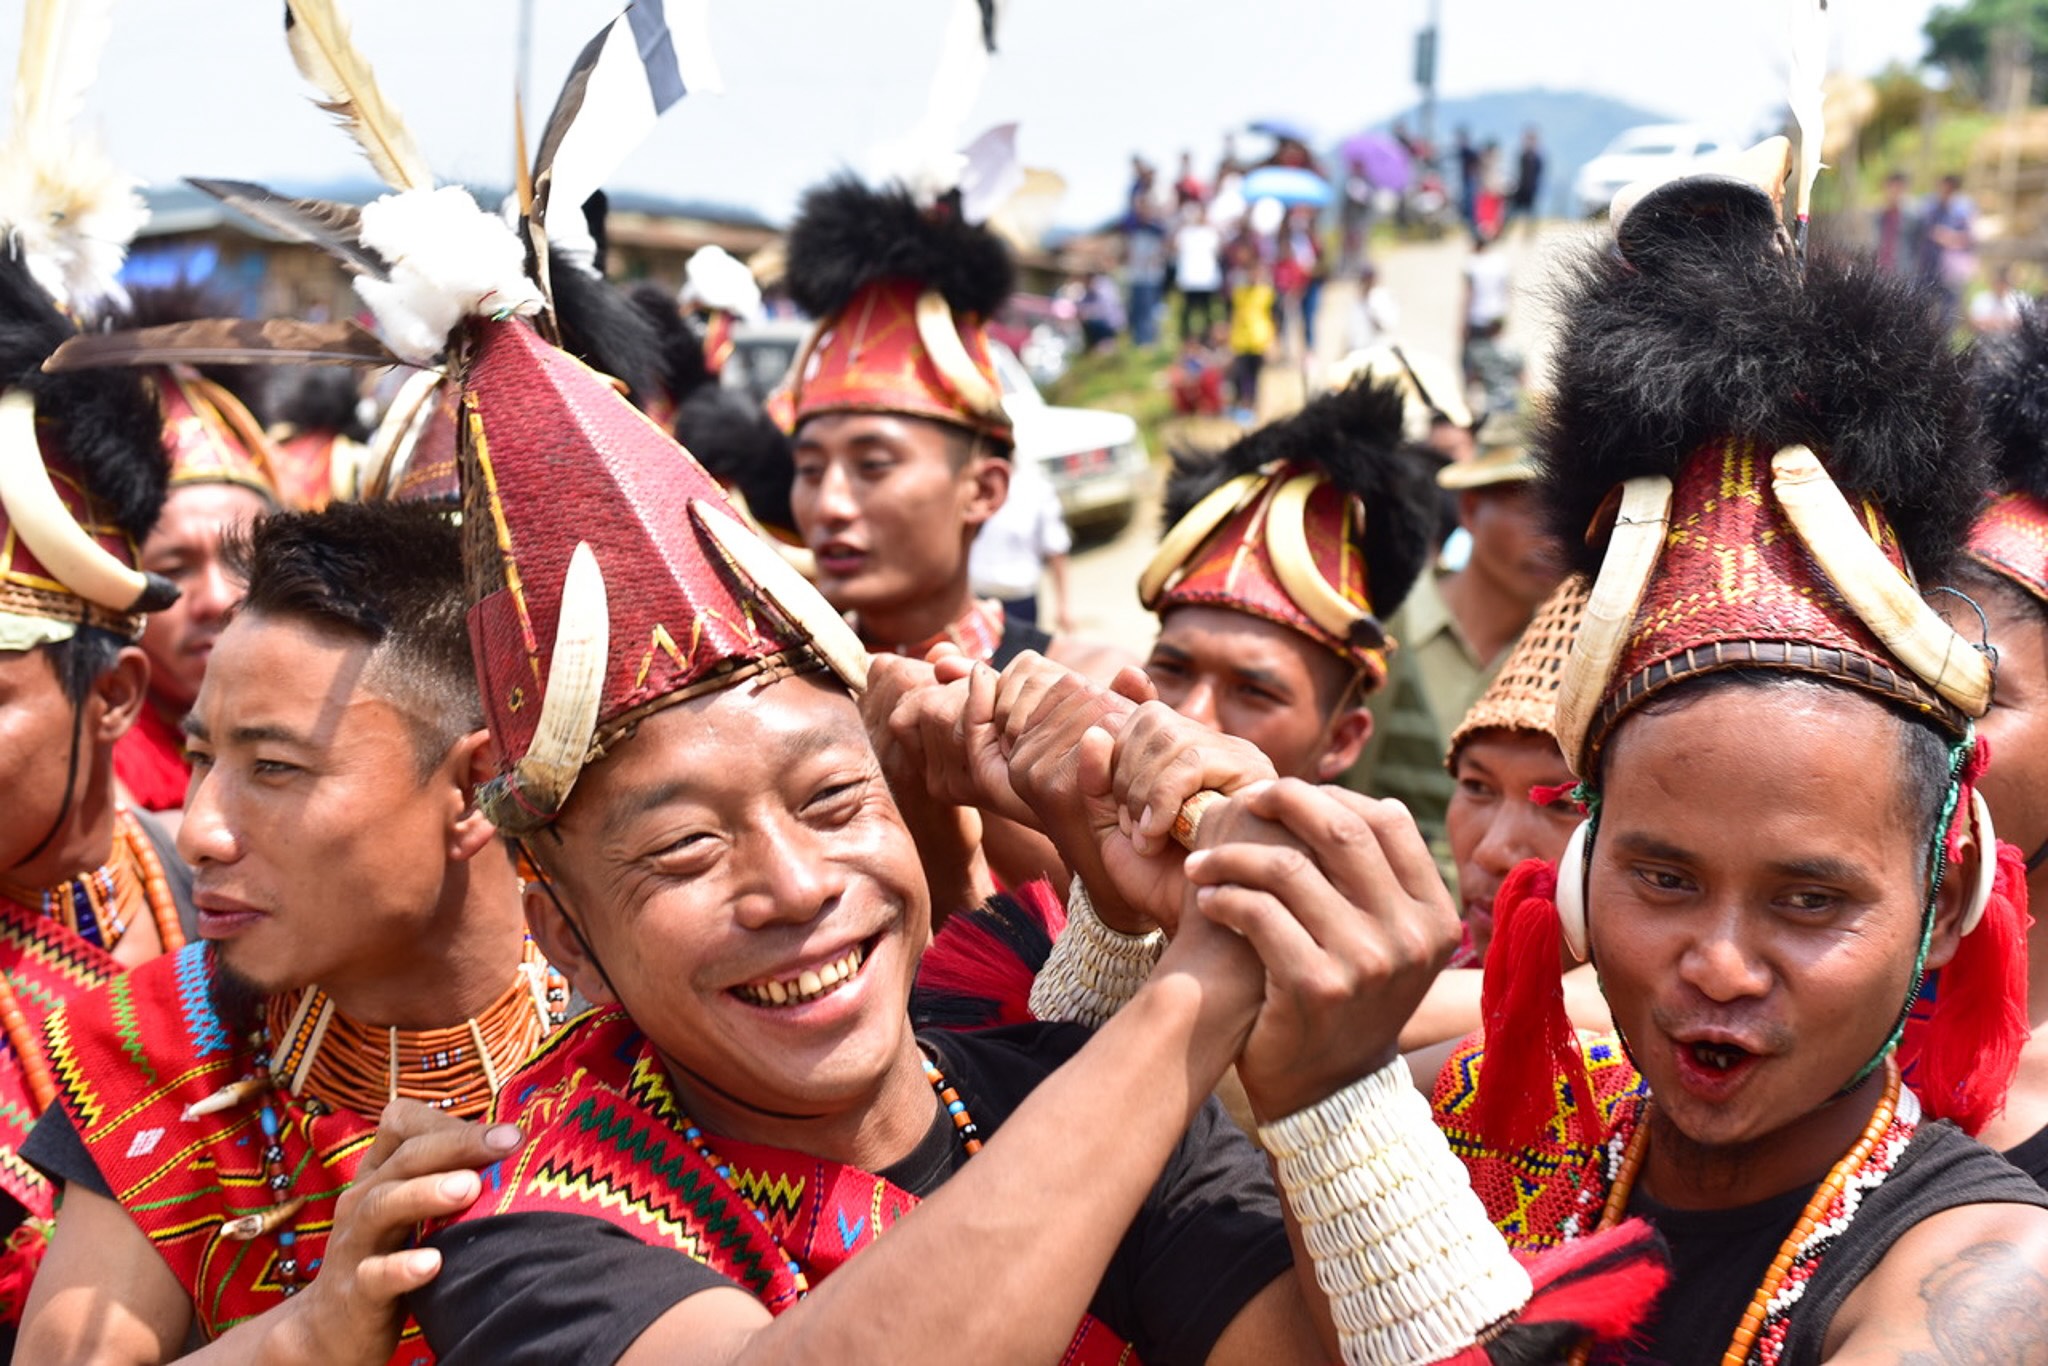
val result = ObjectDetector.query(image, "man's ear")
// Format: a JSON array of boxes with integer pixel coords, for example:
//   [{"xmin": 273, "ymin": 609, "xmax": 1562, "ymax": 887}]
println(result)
[
  {"xmin": 91, "ymin": 646, "xmax": 152, "ymax": 745},
  {"xmin": 1314, "ymin": 706, "xmax": 1374, "ymax": 782},
  {"xmin": 524, "ymin": 877, "xmax": 617, "ymax": 1008},
  {"xmin": 1923, "ymin": 803, "xmax": 1989, "ymax": 974},
  {"xmin": 963, "ymin": 452, "xmax": 1012, "ymax": 533},
  {"xmin": 446, "ymin": 729, "xmax": 501, "ymax": 863}
]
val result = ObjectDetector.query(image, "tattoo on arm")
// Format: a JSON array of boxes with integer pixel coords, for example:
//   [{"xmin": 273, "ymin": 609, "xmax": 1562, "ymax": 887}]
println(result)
[{"xmin": 1896, "ymin": 1241, "xmax": 2048, "ymax": 1365}]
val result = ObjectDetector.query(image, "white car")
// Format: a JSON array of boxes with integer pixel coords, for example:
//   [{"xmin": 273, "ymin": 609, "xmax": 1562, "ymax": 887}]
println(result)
[
  {"xmin": 989, "ymin": 341, "xmax": 1147, "ymax": 536},
  {"xmin": 1573, "ymin": 124, "xmax": 1740, "ymax": 219}
]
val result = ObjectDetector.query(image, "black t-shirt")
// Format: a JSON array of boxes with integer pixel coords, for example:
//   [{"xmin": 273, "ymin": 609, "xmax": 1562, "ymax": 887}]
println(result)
[
  {"xmin": 412, "ymin": 1023, "xmax": 1293, "ymax": 1366},
  {"xmin": 2004, "ymin": 1122, "xmax": 2048, "ymax": 1190},
  {"xmin": 1623, "ymin": 1120, "xmax": 2048, "ymax": 1366},
  {"xmin": 20, "ymin": 1102, "xmax": 112, "ymax": 1199}
]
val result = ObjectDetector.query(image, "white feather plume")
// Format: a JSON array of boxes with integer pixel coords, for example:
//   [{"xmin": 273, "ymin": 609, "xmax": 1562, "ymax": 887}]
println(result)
[
  {"xmin": 680, "ymin": 246, "xmax": 763, "ymax": 322},
  {"xmin": 1787, "ymin": 0, "xmax": 1830, "ymax": 221},
  {"xmin": 866, "ymin": 0, "xmax": 991, "ymax": 205},
  {"xmin": 352, "ymin": 188, "xmax": 545, "ymax": 365},
  {"xmin": 0, "ymin": 0, "xmax": 145, "ymax": 319}
]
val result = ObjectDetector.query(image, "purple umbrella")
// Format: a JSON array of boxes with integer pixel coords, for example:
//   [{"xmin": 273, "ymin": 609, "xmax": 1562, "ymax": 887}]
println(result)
[{"xmin": 1341, "ymin": 131, "xmax": 1412, "ymax": 192}]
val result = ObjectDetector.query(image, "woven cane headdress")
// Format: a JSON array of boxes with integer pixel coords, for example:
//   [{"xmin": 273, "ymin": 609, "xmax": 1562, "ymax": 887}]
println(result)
[{"xmin": 1446, "ymin": 576, "xmax": 1587, "ymax": 769}]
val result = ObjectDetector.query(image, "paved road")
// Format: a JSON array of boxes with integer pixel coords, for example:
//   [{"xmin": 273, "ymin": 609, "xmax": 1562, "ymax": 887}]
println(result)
[{"xmin": 1059, "ymin": 221, "xmax": 1591, "ymax": 656}]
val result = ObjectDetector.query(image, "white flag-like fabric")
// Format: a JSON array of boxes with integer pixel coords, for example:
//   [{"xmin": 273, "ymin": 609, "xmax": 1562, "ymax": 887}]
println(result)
[{"xmin": 543, "ymin": 0, "xmax": 723, "ymax": 252}]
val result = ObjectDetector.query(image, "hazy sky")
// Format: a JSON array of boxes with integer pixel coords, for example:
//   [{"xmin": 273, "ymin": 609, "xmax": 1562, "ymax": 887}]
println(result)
[{"xmin": 1, "ymin": 0, "xmax": 1945, "ymax": 227}]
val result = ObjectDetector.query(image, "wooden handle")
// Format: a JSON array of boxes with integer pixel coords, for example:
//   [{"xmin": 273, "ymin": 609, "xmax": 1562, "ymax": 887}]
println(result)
[{"xmin": 1171, "ymin": 790, "xmax": 1226, "ymax": 850}]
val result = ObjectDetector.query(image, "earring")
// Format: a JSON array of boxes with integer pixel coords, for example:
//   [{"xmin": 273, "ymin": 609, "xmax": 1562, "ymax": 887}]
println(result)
[
  {"xmin": 1961, "ymin": 789, "xmax": 1997, "ymax": 936},
  {"xmin": 1556, "ymin": 819, "xmax": 1592, "ymax": 963}
]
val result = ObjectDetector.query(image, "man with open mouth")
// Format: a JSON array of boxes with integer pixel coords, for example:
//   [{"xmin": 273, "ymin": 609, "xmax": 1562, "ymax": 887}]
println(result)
[{"xmin": 1433, "ymin": 139, "xmax": 2048, "ymax": 1362}]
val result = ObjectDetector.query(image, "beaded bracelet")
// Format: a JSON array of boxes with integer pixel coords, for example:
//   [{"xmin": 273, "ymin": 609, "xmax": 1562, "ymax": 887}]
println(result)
[
  {"xmin": 1259, "ymin": 1060, "xmax": 1531, "ymax": 1365},
  {"xmin": 1027, "ymin": 876, "xmax": 1164, "ymax": 1028}
]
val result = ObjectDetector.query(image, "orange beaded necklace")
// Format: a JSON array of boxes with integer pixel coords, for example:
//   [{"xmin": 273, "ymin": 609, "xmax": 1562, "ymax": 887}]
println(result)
[
  {"xmin": 0, "ymin": 808, "xmax": 185, "ymax": 1111},
  {"xmin": 263, "ymin": 940, "xmax": 566, "ymax": 1121},
  {"xmin": 1565, "ymin": 1058, "xmax": 1905, "ymax": 1366}
]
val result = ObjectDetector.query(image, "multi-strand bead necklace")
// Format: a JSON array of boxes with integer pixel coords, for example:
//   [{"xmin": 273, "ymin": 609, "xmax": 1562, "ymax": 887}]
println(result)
[
  {"xmin": 1565, "ymin": 1059, "xmax": 1908, "ymax": 1366},
  {"xmin": 193, "ymin": 943, "xmax": 568, "ymax": 1296}
]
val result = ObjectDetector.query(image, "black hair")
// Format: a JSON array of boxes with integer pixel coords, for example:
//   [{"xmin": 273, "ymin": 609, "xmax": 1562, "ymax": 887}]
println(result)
[
  {"xmin": 1616, "ymin": 670, "xmax": 1953, "ymax": 877},
  {"xmin": 227, "ymin": 501, "xmax": 478, "ymax": 778},
  {"xmin": 672, "ymin": 386, "xmax": 798, "ymax": 532},
  {"xmin": 37, "ymin": 626, "xmax": 126, "ymax": 708}
]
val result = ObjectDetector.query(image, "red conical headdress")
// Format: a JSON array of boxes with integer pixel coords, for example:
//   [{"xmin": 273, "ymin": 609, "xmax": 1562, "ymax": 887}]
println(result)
[{"xmin": 454, "ymin": 316, "xmax": 865, "ymax": 833}]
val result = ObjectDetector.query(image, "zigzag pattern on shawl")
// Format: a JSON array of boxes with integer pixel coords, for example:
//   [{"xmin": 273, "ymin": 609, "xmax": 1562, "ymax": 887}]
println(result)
[
  {"xmin": 0, "ymin": 894, "xmax": 121, "ymax": 1219},
  {"xmin": 174, "ymin": 942, "xmax": 233, "ymax": 1058},
  {"xmin": 457, "ymin": 1012, "xmax": 1143, "ymax": 1364},
  {"xmin": 1433, "ymin": 1030, "xmax": 1649, "ymax": 1251},
  {"xmin": 44, "ymin": 945, "xmax": 419, "ymax": 1358}
]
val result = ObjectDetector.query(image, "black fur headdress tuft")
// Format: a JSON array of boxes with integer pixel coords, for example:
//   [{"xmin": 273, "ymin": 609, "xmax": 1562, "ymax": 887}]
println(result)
[
  {"xmin": 784, "ymin": 177, "xmax": 1014, "ymax": 322},
  {"xmin": 550, "ymin": 250, "xmax": 664, "ymax": 410},
  {"xmin": 0, "ymin": 252, "xmax": 167, "ymax": 541},
  {"xmin": 674, "ymin": 386, "xmax": 797, "ymax": 533},
  {"xmin": 1974, "ymin": 303, "xmax": 2048, "ymax": 502},
  {"xmin": 1535, "ymin": 204, "xmax": 1988, "ymax": 582},
  {"xmin": 627, "ymin": 282, "xmax": 716, "ymax": 410},
  {"xmin": 1164, "ymin": 376, "xmax": 1441, "ymax": 619}
]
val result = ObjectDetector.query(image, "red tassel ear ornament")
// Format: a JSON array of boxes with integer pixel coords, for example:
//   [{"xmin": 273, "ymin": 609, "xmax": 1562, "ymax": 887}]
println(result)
[
  {"xmin": 1476, "ymin": 858, "xmax": 1600, "ymax": 1150},
  {"xmin": 1901, "ymin": 796, "xmax": 2032, "ymax": 1135}
]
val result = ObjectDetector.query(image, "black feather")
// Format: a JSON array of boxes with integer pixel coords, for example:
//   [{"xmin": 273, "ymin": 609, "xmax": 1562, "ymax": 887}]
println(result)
[
  {"xmin": 1163, "ymin": 376, "xmax": 1441, "ymax": 620},
  {"xmin": 548, "ymin": 249, "xmax": 663, "ymax": 409},
  {"xmin": 0, "ymin": 252, "xmax": 167, "ymax": 541},
  {"xmin": 627, "ymin": 282, "xmax": 715, "ymax": 408},
  {"xmin": 674, "ymin": 386, "xmax": 796, "ymax": 534},
  {"xmin": 118, "ymin": 280, "xmax": 273, "ymax": 423},
  {"xmin": 1974, "ymin": 303, "xmax": 2048, "ymax": 502},
  {"xmin": 1535, "ymin": 234, "xmax": 1989, "ymax": 583},
  {"xmin": 784, "ymin": 177, "xmax": 1014, "ymax": 322}
]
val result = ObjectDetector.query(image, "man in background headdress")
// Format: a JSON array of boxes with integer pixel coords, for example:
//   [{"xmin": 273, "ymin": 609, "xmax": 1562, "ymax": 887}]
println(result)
[
  {"xmin": 0, "ymin": 251, "xmax": 188, "ymax": 1332},
  {"xmin": 113, "ymin": 367, "xmax": 279, "ymax": 816},
  {"xmin": 19, "ymin": 501, "xmax": 560, "ymax": 1364},
  {"xmin": 1946, "ymin": 305, "xmax": 2048, "ymax": 1186},
  {"xmin": 267, "ymin": 367, "xmax": 371, "ymax": 510},
  {"xmin": 779, "ymin": 179, "xmax": 1120, "ymax": 677},
  {"xmin": 1348, "ymin": 408, "xmax": 1563, "ymax": 878},
  {"xmin": 1138, "ymin": 375, "xmax": 1439, "ymax": 786},
  {"xmin": 1433, "ymin": 146, "xmax": 2048, "ymax": 1359}
]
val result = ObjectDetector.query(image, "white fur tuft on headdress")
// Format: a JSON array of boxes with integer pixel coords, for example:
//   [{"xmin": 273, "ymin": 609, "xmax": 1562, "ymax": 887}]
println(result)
[
  {"xmin": 352, "ymin": 187, "xmax": 545, "ymax": 364},
  {"xmin": 679, "ymin": 246, "xmax": 763, "ymax": 322}
]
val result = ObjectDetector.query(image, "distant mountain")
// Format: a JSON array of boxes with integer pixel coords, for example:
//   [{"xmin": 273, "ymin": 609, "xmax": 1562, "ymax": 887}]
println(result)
[{"xmin": 1365, "ymin": 88, "xmax": 1678, "ymax": 217}]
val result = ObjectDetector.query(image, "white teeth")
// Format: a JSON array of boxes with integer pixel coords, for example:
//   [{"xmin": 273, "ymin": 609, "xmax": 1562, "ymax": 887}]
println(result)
[{"xmin": 737, "ymin": 944, "xmax": 867, "ymax": 1008}]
